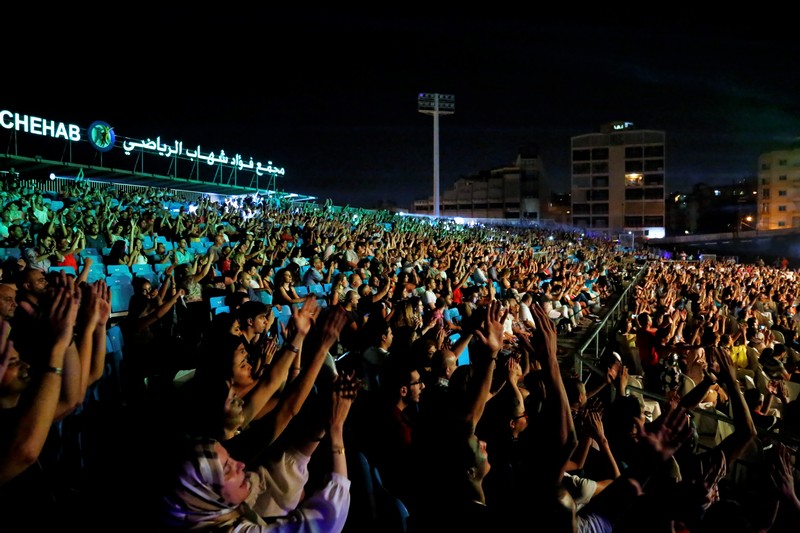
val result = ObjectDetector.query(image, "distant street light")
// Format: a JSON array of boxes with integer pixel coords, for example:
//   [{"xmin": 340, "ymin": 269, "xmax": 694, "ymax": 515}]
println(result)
[{"xmin": 418, "ymin": 93, "xmax": 454, "ymax": 218}]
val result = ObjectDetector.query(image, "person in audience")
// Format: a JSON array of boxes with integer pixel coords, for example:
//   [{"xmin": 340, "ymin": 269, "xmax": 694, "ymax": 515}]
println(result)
[
  {"xmin": 1, "ymin": 180, "xmax": 798, "ymax": 532},
  {"xmin": 0, "ymin": 284, "xmax": 82, "ymax": 530},
  {"xmin": 159, "ymin": 373, "xmax": 356, "ymax": 532}
]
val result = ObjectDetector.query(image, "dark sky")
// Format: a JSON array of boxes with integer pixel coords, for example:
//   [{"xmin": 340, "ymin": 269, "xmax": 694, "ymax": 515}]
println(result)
[{"xmin": 7, "ymin": 14, "xmax": 800, "ymax": 208}]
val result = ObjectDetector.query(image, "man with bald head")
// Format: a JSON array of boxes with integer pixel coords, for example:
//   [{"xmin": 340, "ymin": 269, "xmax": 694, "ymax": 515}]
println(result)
[{"xmin": 0, "ymin": 283, "xmax": 18, "ymax": 321}]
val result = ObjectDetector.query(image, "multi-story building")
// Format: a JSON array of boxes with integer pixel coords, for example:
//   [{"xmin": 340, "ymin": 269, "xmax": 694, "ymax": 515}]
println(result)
[
  {"xmin": 570, "ymin": 121, "xmax": 666, "ymax": 239},
  {"xmin": 412, "ymin": 144, "xmax": 549, "ymax": 221},
  {"xmin": 757, "ymin": 147, "xmax": 800, "ymax": 230}
]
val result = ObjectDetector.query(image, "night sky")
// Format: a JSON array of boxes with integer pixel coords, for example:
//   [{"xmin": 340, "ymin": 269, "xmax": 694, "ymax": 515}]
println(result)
[{"xmin": 6, "ymin": 14, "xmax": 800, "ymax": 208}]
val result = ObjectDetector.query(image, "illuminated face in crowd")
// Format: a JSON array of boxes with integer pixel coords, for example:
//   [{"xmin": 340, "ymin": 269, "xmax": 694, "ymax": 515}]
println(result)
[
  {"xmin": 0, "ymin": 284, "xmax": 18, "ymax": 320},
  {"xmin": 231, "ymin": 341, "xmax": 255, "ymax": 389},
  {"xmin": 404, "ymin": 370, "xmax": 425, "ymax": 404}
]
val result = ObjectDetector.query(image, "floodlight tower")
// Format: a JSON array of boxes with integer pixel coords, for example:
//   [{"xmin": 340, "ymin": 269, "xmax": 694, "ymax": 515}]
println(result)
[{"xmin": 418, "ymin": 93, "xmax": 454, "ymax": 218}]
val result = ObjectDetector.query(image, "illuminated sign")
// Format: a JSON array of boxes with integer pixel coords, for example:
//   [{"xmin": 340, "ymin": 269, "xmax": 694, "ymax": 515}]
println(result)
[
  {"xmin": 612, "ymin": 121, "xmax": 634, "ymax": 130},
  {"xmin": 88, "ymin": 120, "xmax": 115, "ymax": 152},
  {"xmin": 0, "ymin": 108, "xmax": 285, "ymax": 176},
  {"xmin": 0, "ymin": 110, "xmax": 81, "ymax": 141},
  {"xmin": 121, "ymin": 137, "xmax": 284, "ymax": 177}
]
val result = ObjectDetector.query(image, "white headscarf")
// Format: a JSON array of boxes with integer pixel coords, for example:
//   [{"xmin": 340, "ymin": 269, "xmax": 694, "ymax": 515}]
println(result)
[{"xmin": 160, "ymin": 438, "xmax": 259, "ymax": 530}]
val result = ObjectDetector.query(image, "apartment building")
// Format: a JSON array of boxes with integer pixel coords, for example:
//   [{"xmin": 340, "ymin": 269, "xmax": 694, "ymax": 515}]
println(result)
[
  {"xmin": 570, "ymin": 121, "xmax": 666, "ymax": 239},
  {"xmin": 757, "ymin": 147, "xmax": 800, "ymax": 230},
  {"xmin": 412, "ymin": 144, "xmax": 549, "ymax": 221}
]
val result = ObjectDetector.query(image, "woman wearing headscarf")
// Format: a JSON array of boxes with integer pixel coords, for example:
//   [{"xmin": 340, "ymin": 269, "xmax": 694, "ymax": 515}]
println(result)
[{"xmin": 160, "ymin": 375, "xmax": 356, "ymax": 532}]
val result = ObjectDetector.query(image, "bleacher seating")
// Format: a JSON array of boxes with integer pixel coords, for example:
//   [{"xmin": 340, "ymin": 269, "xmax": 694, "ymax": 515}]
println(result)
[
  {"xmin": 256, "ymin": 290, "xmax": 272, "ymax": 305},
  {"xmin": 110, "ymin": 283, "xmax": 135, "ymax": 315},
  {"xmin": 0, "ymin": 247, "xmax": 21, "ymax": 260},
  {"xmin": 106, "ymin": 264, "xmax": 133, "ymax": 278},
  {"xmin": 49, "ymin": 265, "xmax": 77, "ymax": 277},
  {"xmin": 131, "ymin": 263, "xmax": 160, "ymax": 286},
  {"xmin": 295, "ymin": 285, "xmax": 309, "ymax": 298},
  {"xmin": 209, "ymin": 295, "xmax": 227, "ymax": 313}
]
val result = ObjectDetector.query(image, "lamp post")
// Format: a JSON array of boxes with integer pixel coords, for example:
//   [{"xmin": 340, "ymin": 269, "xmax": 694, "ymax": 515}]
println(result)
[{"xmin": 418, "ymin": 93, "xmax": 454, "ymax": 218}]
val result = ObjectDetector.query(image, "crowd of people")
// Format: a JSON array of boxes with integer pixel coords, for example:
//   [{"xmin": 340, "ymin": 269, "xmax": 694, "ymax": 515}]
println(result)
[{"xmin": 1, "ymin": 176, "xmax": 800, "ymax": 532}]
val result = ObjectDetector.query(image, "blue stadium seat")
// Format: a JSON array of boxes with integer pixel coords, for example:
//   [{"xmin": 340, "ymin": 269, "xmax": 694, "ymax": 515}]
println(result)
[
  {"xmin": 295, "ymin": 285, "xmax": 309, "ymax": 298},
  {"xmin": 131, "ymin": 263, "xmax": 155, "ymax": 277},
  {"xmin": 110, "ymin": 283, "xmax": 135, "ymax": 314},
  {"xmin": 257, "ymin": 290, "xmax": 272, "ymax": 305},
  {"xmin": 106, "ymin": 324, "xmax": 125, "ymax": 354},
  {"xmin": 0, "ymin": 247, "xmax": 21, "ymax": 259},
  {"xmin": 106, "ymin": 264, "xmax": 133, "ymax": 278},
  {"xmin": 49, "ymin": 265, "xmax": 77, "ymax": 277},
  {"xmin": 209, "ymin": 295, "xmax": 227, "ymax": 311}
]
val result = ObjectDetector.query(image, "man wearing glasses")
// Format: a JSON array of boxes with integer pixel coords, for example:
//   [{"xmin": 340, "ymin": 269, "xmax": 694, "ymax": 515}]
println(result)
[{"xmin": 366, "ymin": 360, "xmax": 426, "ymax": 510}]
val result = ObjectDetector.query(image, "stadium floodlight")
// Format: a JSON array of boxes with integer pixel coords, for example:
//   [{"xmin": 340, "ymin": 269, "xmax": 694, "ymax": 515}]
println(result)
[{"xmin": 418, "ymin": 93, "xmax": 454, "ymax": 218}]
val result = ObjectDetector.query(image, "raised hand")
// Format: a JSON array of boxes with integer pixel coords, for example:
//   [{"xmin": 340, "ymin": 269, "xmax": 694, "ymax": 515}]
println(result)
[
  {"xmin": 473, "ymin": 299, "xmax": 506, "ymax": 357},
  {"xmin": 291, "ymin": 295, "xmax": 319, "ymax": 337},
  {"xmin": 48, "ymin": 285, "xmax": 81, "ymax": 349},
  {"xmin": 524, "ymin": 302, "xmax": 558, "ymax": 364},
  {"xmin": 261, "ymin": 337, "xmax": 278, "ymax": 365},
  {"xmin": 506, "ymin": 356, "xmax": 522, "ymax": 386},
  {"xmin": 329, "ymin": 373, "xmax": 359, "ymax": 431},
  {"xmin": 318, "ymin": 306, "xmax": 348, "ymax": 350},
  {"xmin": 766, "ymin": 442, "xmax": 799, "ymax": 504},
  {"xmin": 635, "ymin": 405, "xmax": 694, "ymax": 465}
]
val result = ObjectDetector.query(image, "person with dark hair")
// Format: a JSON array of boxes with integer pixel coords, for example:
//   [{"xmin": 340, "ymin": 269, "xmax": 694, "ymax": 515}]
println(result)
[
  {"xmin": 634, "ymin": 312, "xmax": 663, "ymax": 393},
  {"xmin": 121, "ymin": 273, "xmax": 185, "ymax": 401},
  {"xmin": 360, "ymin": 318, "xmax": 393, "ymax": 394},
  {"xmin": 160, "ymin": 376, "xmax": 356, "ymax": 532}
]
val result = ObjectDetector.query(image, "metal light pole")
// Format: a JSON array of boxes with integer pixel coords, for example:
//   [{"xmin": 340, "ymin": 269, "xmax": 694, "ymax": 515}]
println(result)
[{"xmin": 418, "ymin": 93, "xmax": 454, "ymax": 218}]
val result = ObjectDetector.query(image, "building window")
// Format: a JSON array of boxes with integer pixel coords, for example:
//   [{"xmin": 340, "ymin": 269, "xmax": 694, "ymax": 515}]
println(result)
[
  {"xmin": 625, "ymin": 189, "xmax": 644, "ymax": 200},
  {"xmin": 625, "ymin": 146, "xmax": 643, "ymax": 158},
  {"xmin": 762, "ymin": 188, "xmax": 770, "ymax": 199},
  {"xmin": 592, "ymin": 217, "xmax": 608, "ymax": 228},
  {"xmin": 625, "ymin": 173, "xmax": 643, "ymax": 187},
  {"xmin": 592, "ymin": 203, "xmax": 609, "ymax": 214},
  {"xmin": 624, "ymin": 216, "xmax": 642, "ymax": 227},
  {"xmin": 592, "ymin": 176, "xmax": 609, "ymax": 188},
  {"xmin": 592, "ymin": 162, "xmax": 609, "ymax": 174},
  {"xmin": 625, "ymin": 160, "xmax": 644, "ymax": 173},
  {"xmin": 779, "ymin": 159, "xmax": 787, "ymax": 166},
  {"xmin": 778, "ymin": 221, "xmax": 786, "ymax": 227},
  {"xmin": 644, "ymin": 159, "xmax": 664, "ymax": 172},
  {"xmin": 644, "ymin": 216, "xmax": 664, "ymax": 226},
  {"xmin": 572, "ymin": 149, "xmax": 591, "ymax": 161},
  {"xmin": 573, "ymin": 162, "xmax": 590, "ymax": 174},
  {"xmin": 644, "ymin": 145, "xmax": 664, "ymax": 157},
  {"xmin": 591, "ymin": 148, "xmax": 609, "ymax": 160},
  {"xmin": 643, "ymin": 187, "xmax": 664, "ymax": 200},
  {"xmin": 761, "ymin": 178, "xmax": 768, "ymax": 184},
  {"xmin": 572, "ymin": 203, "xmax": 590, "ymax": 215},
  {"xmin": 779, "ymin": 190, "xmax": 787, "ymax": 196},
  {"xmin": 589, "ymin": 189, "xmax": 609, "ymax": 201},
  {"xmin": 573, "ymin": 176, "xmax": 591, "ymax": 188},
  {"xmin": 779, "ymin": 205, "xmax": 787, "ymax": 211},
  {"xmin": 573, "ymin": 217, "xmax": 590, "ymax": 228},
  {"xmin": 779, "ymin": 175, "xmax": 787, "ymax": 181},
  {"xmin": 644, "ymin": 174, "xmax": 664, "ymax": 186}
]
